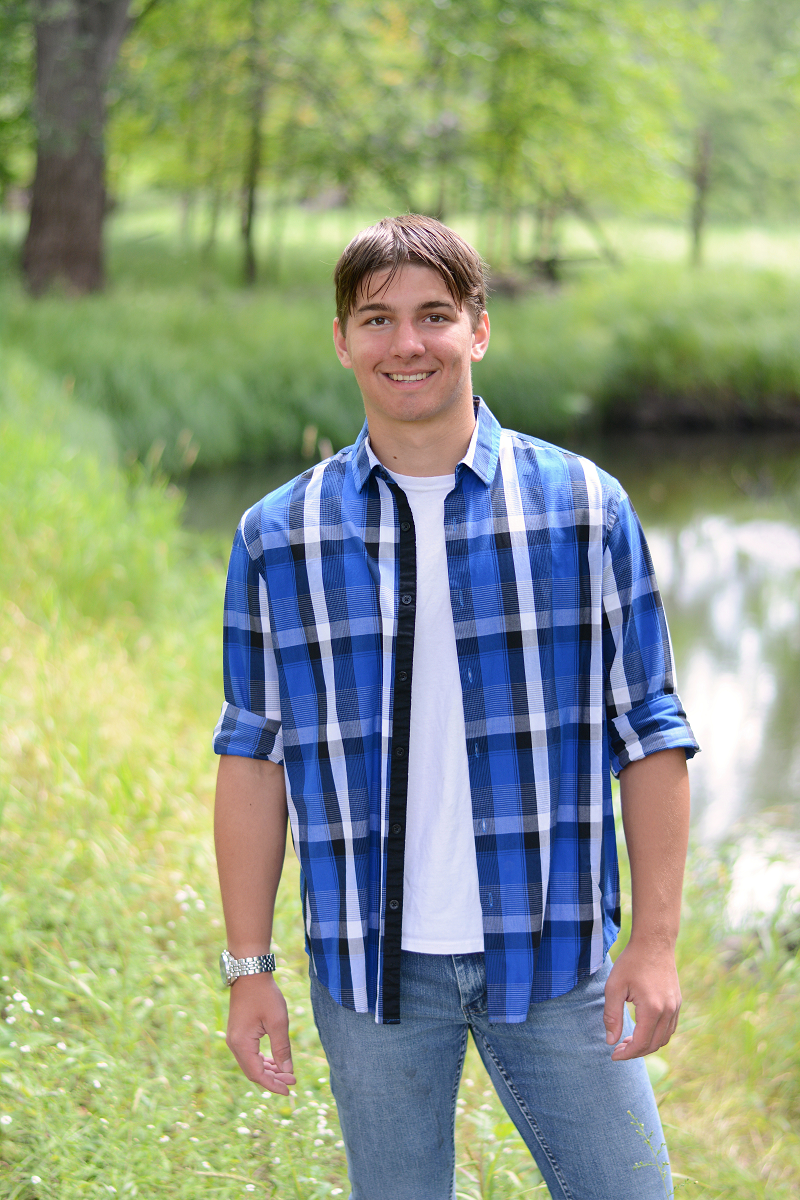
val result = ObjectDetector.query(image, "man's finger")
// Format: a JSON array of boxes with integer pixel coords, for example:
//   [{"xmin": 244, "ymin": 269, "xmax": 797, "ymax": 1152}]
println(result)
[
  {"xmin": 231, "ymin": 1044, "xmax": 296, "ymax": 1094},
  {"xmin": 611, "ymin": 1001, "xmax": 675, "ymax": 1060},
  {"xmin": 602, "ymin": 971, "xmax": 627, "ymax": 1046},
  {"xmin": 267, "ymin": 1032, "xmax": 293, "ymax": 1078}
]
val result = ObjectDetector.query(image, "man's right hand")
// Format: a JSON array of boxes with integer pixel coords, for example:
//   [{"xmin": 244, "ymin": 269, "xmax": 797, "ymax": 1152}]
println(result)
[{"xmin": 226, "ymin": 972, "xmax": 296, "ymax": 1095}]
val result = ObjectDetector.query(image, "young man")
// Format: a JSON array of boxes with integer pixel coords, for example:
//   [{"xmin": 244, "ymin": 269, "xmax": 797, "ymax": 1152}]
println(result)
[{"xmin": 213, "ymin": 215, "xmax": 699, "ymax": 1200}]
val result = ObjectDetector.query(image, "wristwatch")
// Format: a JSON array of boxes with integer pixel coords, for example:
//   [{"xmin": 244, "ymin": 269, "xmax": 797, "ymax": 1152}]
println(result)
[{"xmin": 219, "ymin": 948, "xmax": 276, "ymax": 987}]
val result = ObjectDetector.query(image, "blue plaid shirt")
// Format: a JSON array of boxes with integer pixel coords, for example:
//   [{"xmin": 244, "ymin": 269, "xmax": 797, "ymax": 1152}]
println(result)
[{"xmin": 214, "ymin": 399, "xmax": 698, "ymax": 1024}]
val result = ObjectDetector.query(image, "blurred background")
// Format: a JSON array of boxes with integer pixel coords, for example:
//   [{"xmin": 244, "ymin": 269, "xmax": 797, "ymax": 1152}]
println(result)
[{"xmin": 2, "ymin": 2, "xmax": 800, "ymax": 1194}]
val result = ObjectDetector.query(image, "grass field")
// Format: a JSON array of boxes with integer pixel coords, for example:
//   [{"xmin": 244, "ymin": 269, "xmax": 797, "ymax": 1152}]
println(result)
[{"xmin": 3, "ymin": 224, "xmax": 800, "ymax": 1196}]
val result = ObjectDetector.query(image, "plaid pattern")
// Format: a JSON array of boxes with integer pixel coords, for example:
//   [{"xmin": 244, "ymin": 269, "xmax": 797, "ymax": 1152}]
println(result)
[{"xmin": 214, "ymin": 399, "xmax": 698, "ymax": 1024}]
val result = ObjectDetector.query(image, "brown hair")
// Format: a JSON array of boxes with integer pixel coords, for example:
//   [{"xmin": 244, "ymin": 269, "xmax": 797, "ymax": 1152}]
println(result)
[{"xmin": 334, "ymin": 214, "xmax": 488, "ymax": 332}]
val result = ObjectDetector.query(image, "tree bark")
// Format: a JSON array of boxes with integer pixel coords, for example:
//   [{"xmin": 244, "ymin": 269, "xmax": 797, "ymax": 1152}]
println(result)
[
  {"xmin": 22, "ymin": 0, "xmax": 133, "ymax": 295},
  {"xmin": 689, "ymin": 126, "xmax": 712, "ymax": 269}
]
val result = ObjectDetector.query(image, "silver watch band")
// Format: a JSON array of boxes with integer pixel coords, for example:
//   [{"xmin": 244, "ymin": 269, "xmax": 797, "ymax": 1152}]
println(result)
[
  {"xmin": 235, "ymin": 953, "xmax": 276, "ymax": 976},
  {"xmin": 220, "ymin": 949, "xmax": 276, "ymax": 986}
]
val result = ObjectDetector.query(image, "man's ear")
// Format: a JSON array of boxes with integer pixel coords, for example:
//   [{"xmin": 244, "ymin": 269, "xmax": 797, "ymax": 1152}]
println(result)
[
  {"xmin": 333, "ymin": 317, "xmax": 352, "ymax": 369},
  {"xmin": 470, "ymin": 310, "xmax": 490, "ymax": 363}
]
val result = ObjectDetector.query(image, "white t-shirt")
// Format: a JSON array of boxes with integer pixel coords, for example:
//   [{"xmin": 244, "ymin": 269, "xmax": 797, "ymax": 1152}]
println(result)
[{"xmin": 387, "ymin": 470, "xmax": 484, "ymax": 954}]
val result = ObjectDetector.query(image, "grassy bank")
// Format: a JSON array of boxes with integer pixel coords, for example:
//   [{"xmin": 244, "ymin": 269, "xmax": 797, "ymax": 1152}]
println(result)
[
  {"xmin": 3, "ymin": 214, "xmax": 800, "ymax": 476},
  {"xmin": 2, "ymin": 355, "xmax": 800, "ymax": 1197}
]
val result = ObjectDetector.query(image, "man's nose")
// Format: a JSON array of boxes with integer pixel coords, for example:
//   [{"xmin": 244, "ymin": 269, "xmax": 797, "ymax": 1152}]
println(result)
[{"xmin": 390, "ymin": 319, "xmax": 425, "ymax": 358}]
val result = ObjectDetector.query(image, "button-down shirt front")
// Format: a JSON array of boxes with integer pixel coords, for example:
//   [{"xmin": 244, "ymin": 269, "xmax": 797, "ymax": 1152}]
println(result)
[{"xmin": 214, "ymin": 399, "xmax": 698, "ymax": 1024}]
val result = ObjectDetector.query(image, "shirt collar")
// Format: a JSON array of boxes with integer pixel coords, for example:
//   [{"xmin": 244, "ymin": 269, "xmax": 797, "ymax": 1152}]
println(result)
[{"xmin": 350, "ymin": 397, "xmax": 500, "ymax": 493}]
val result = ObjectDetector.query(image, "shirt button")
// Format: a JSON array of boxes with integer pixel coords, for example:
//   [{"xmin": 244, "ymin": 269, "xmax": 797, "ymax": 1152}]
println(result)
[
  {"xmin": 388, "ymin": 899, "xmax": 400, "ymax": 911},
  {"xmin": 400, "ymin": 521, "xmax": 411, "ymax": 532},
  {"xmin": 401, "ymin": 593, "xmax": 413, "ymax": 605},
  {"xmin": 398, "ymin": 670, "xmax": 408, "ymax": 682},
  {"xmin": 394, "ymin": 745, "xmax": 406, "ymax": 758},
  {"xmin": 391, "ymin": 823, "xmax": 402, "ymax": 835}
]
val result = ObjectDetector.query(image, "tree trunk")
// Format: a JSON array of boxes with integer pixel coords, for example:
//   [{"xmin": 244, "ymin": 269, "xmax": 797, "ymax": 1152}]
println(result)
[
  {"xmin": 22, "ymin": 0, "xmax": 132, "ymax": 295},
  {"xmin": 690, "ymin": 126, "xmax": 712, "ymax": 269},
  {"xmin": 241, "ymin": 0, "xmax": 267, "ymax": 287}
]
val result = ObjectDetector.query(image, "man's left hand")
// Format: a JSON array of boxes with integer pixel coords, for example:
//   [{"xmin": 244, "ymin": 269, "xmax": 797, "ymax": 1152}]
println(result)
[{"xmin": 602, "ymin": 940, "xmax": 681, "ymax": 1060}]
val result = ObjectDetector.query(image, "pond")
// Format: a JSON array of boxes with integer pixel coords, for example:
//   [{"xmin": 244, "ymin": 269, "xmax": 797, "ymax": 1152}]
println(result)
[{"xmin": 183, "ymin": 430, "xmax": 800, "ymax": 853}]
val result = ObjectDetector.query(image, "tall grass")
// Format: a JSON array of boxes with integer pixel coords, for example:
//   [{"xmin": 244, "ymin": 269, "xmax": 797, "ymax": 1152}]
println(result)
[
  {"xmin": 3, "ymin": 352, "xmax": 800, "ymax": 1197},
  {"xmin": 2, "ymin": 215, "xmax": 800, "ymax": 476}
]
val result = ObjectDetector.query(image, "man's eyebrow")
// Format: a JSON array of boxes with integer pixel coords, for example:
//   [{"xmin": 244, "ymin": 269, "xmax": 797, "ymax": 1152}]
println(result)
[{"xmin": 354, "ymin": 298, "xmax": 459, "ymax": 315}]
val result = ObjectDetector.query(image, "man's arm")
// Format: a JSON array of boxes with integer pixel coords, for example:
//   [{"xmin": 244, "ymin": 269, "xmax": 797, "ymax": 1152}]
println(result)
[
  {"xmin": 214, "ymin": 754, "xmax": 296, "ymax": 1094},
  {"xmin": 603, "ymin": 747, "xmax": 690, "ymax": 1060}
]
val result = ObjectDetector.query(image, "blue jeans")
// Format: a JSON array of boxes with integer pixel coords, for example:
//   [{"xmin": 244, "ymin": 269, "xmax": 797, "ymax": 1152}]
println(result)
[{"xmin": 310, "ymin": 951, "xmax": 672, "ymax": 1200}]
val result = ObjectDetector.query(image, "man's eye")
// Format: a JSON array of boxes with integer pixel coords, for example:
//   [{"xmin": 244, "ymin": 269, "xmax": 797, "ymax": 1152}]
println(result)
[
  {"xmin": 368, "ymin": 317, "xmax": 389, "ymax": 326},
  {"xmin": 427, "ymin": 314, "xmax": 447, "ymax": 323}
]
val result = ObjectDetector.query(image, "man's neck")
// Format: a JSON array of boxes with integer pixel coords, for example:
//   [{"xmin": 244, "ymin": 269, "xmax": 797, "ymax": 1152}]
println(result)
[{"xmin": 366, "ymin": 399, "xmax": 476, "ymax": 478}]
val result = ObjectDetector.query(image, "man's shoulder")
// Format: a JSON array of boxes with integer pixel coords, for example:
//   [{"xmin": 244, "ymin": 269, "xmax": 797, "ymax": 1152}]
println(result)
[
  {"xmin": 496, "ymin": 424, "xmax": 627, "ymax": 506},
  {"xmin": 237, "ymin": 445, "xmax": 355, "ymax": 558}
]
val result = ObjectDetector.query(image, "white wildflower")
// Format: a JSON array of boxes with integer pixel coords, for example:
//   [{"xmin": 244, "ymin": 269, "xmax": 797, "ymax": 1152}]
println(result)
[{"xmin": 0, "ymin": 1115, "xmax": 12, "ymax": 1125}]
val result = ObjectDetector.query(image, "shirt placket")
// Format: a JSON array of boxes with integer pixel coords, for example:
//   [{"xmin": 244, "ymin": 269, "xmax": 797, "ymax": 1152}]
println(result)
[{"xmin": 380, "ymin": 479, "xmax": 416, "ymax": 1023}]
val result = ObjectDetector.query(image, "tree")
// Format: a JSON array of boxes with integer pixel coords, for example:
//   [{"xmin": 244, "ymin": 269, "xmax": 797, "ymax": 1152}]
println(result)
[
  {"xmin": 21, "ymin": 0, "xmax": 158, "ymax": 294},
  {"xmin": 674, "ymin": 0, "xmax": 800, "ymax": 266}
]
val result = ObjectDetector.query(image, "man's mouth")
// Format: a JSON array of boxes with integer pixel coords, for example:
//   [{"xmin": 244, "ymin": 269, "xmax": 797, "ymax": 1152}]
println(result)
[{"xmin": 385, "ymin": 372, "xmax": 434, "ymax": 381}]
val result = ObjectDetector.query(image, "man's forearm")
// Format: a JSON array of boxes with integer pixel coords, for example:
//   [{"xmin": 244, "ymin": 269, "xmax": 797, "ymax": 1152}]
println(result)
[
  {"xmin": 603, "ymin": 746, "xmax": 691, "ymax": 1059},
  {"xmin": 619, "ymin": 747, "xmax": 690, "ymax": 949},
  {"xmin": 214, "ymin": 755, "xmax": 288, "ymax": 956},
  {"xmin": 215, "ymin": 755, "xmax": 296, "ymax": 1094}
]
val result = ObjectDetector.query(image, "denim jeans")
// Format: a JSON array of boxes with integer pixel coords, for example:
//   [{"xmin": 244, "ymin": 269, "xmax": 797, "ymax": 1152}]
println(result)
[{"xmin": 310, "ymin": 951, "xmax": 672, "ymax": 1200}]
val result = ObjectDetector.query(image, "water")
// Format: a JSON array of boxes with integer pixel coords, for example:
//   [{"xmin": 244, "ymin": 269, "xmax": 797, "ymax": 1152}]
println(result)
[{"xmin": 183, "ymin": 432, "xmax": 800, "ymax": 851}]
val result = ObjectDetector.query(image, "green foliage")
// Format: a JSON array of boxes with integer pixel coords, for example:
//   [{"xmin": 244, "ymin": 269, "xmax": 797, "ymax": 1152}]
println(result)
[
  {"xmin": 673, "ymin": 0, "xmax": 800, "ymax": 221},
  {"xmin": 110, "ymin": 0, "xmax": 708, "ymax": 267},
  {"xmin": 0, "ymin": 352, "xmax": 186, "ymax": 626},
  {"xmin": 0, "ymin": 0, "xmax": 33, "ymax": 197}
]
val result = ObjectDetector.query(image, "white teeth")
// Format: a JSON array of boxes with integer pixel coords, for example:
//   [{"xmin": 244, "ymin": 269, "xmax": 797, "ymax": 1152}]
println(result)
[{"xmin": 387, "ymin": 372, "xmax": 432, "ymax": 381}]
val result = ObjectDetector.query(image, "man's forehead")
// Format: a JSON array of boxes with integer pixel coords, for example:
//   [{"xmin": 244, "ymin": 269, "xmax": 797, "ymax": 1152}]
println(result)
[{"xmin": 355, "ymin": 263, "xmax": 459, "ymax": 310}]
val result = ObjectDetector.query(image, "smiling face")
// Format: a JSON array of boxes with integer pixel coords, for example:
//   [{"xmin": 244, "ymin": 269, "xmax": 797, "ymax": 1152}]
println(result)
[{"xmin": 333, "ymin": 264, "xmax": 490, "ymax": 446}]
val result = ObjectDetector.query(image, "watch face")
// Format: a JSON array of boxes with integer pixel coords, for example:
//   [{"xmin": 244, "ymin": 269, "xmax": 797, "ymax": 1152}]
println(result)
[{"xmin": 219, "ymin": 950, "xmax": 233, "ymax": 986}]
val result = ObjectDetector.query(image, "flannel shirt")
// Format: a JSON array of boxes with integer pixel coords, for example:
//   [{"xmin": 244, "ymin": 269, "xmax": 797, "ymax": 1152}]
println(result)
[{"xmin": 214, "ymin": 398, "xmax": 698, "ymax": 1024}]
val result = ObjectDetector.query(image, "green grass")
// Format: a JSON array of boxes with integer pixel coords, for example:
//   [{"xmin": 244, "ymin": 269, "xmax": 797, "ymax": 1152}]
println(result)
[
  {"xmin": 3, "ymin": 349, "xmax": 800, "ymax": 1197},
  {"xmin": 2, "ymin": 207, "xmax": 800, "ymax": 477}
]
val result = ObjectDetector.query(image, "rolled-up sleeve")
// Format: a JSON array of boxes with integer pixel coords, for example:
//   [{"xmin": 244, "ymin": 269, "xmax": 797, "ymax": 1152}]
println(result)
[
  {"xmin": 213, "ymin": 523, "xmax": 284, "ymax": 763},
  {"xmin": 601, "ymin": 494, "xmax": 699, "ymax": 776}
]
